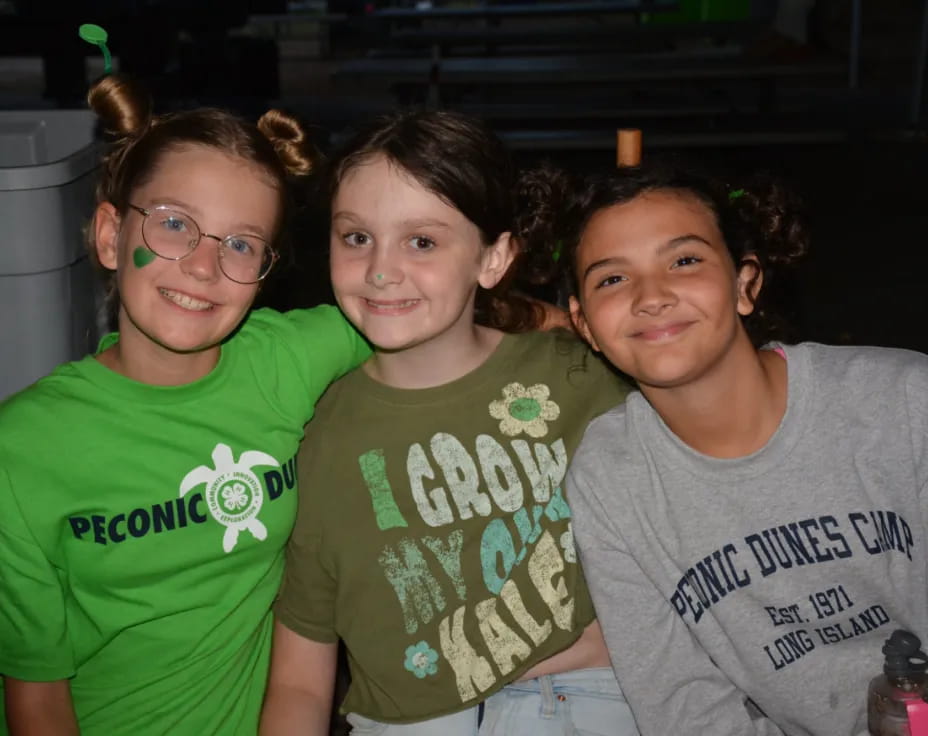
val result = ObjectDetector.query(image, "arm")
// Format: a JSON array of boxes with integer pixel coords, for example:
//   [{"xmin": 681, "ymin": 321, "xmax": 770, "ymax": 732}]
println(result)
[
  {"xmin": 568, "ymin": 468, "xmax": 787, "ymax": 736},
  {"xmin": 259, "ymin": 620, "xmax": 338, "ymax": 736},
  {"xmin": 4, "ymin": 678, "xmax": 79, "ymax": 736},
  {"xmin": 0, "ymin": 466, "xmax": 77, "ymax": 729}
]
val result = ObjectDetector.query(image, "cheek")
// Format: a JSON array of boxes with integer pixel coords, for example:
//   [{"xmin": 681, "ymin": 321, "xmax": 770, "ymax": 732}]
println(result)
[
  {"xmin": 582, "ymin": 289, "xmax": 624, "ymax": 328},
  {"xmin": 329, "ymin": 251, "xmax": 353, "ymax": 280},
  {"xmin": 132, "ymin": 246, "xmax": 158, "ymax": 269},
  {"xmin": 223, "ymin": 282, "xmax": 260, "ymax": 312}
]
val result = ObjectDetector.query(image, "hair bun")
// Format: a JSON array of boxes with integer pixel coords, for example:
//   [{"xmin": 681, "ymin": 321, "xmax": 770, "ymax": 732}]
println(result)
[
  {"xmin": 86, "ymin": 74, "xmax": 152, "ymax": 141},
  {"xmin": 257, "ymin": 109, "xmax": 316, "ymax": 177}
]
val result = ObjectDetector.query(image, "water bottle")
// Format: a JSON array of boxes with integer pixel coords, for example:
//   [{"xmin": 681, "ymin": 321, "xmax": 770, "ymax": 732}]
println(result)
[{"xmin": 868, "ymin": 630, "xmax": 928, "ymax": 735}]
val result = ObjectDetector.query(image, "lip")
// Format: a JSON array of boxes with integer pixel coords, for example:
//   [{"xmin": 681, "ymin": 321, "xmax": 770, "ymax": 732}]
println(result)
[
  {"xmin": 631, "ymin": 321, "xmax": 694, "ymax": 341},
  {"xmin": 363, "ymin": 297, "xmax": 421, "ymax": 315}
]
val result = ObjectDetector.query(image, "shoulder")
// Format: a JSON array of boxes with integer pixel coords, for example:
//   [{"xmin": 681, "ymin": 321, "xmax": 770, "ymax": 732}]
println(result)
[
  {"xmin": 0, "ymin": 361, "xmax": 92, "ymax": 453},
  {"xmin": 572, "ymin": 398, "xmax": 639, "ymax": 472},
  {"xmin": 1, "ymin": 360, "xmax": 88, "ymax": 421},
  {"xmin": 509, "ymin": 329, "xmax": 628, "ymax": 387},
  {"xmin": 305, "ymin": 368, "xmax": 362, "ymax": 424},
  {"xmin": 791, "ymin": 342, "xmax": 928, "ymax": 400},
  {"xmin": 238, "ymin": 305, "xmax": 352, "ymax": 341}
]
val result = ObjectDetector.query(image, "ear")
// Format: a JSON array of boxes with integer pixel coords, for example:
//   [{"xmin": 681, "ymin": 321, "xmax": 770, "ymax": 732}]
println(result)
[
  {"xmin": 736, "ymin": 255, "xmax": 763, "ymax": 317},
  {"xmin": 94, "ymin": 202, "xmax": 122, "ymax": 271},
  {"xmin": 477, "ymin": 231, "xmax": 516, "ymax": 290},
  {"xmin": 568, "ymin": 295, "xmax": 601, "ymax": 352}
]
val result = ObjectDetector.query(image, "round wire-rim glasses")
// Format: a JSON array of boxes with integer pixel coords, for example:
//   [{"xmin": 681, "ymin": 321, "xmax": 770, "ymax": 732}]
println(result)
[{"xmin": 128, "ymin": 204, "xmax": 278, "ymax": 284}]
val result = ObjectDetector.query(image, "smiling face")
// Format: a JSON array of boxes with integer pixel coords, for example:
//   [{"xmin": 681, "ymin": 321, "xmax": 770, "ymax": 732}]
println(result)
[
  {"xmin": 569, "ymin": 189, "xmax": 759, "ymax": 391},
  {"xmin": 94, "ymin": 144, "xmax": 280, "ymax": 375},
  {"xmin": 329, "ymin": 155, "xmax": 512, "ymax": 358}
]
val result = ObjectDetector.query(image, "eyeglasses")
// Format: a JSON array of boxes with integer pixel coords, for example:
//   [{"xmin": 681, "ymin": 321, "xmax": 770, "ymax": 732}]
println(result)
[{"xmin": 128, "ymin": 204, "xmax": 278, "ymax": 284}]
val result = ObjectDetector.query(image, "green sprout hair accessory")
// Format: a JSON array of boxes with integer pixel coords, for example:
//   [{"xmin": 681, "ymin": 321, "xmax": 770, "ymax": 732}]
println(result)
[
  {"xmin": 79, "ymin": 23, "xmax": 112, "ymax": 75},
  {"xmin": 728, "ymin": 188, "xmax": 746, "ymax": 202}
]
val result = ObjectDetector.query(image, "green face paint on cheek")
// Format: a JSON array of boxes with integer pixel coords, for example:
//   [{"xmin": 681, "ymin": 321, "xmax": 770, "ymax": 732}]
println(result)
[{"xmin": 132, "ymin": 246, "xmax": 156, "ymax": 269}]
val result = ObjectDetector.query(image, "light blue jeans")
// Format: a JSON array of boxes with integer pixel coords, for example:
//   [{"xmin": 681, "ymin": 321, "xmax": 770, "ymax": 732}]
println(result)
[{"xmin": 345, "ymin": 667, "xmax": 639, "ymax": 736}]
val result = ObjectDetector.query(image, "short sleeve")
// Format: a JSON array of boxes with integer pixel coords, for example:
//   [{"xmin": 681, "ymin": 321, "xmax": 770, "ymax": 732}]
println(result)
[
  {"xmin": 244, "ymin": 306, "xmax": 370, "ymax": 420},
  {"xmin": 0, "ymin": 465, "xmax": 75, "ymax": 680},
  {"xmin": 273, "ymin": 427, "xmax": 339, "ymax": 643},
  {"xmin": 282, "ymin": 305, "xmax": 371, "ymax": 388}
]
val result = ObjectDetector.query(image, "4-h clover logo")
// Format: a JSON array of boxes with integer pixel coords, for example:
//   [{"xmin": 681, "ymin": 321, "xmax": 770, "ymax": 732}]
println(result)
[
  {"xmin": 180, "ymin": 443, "xmax": 279, "ymax": 553},
  {"xmin": 489, "ymin": 382, "xmax": 560, "ymax": 438}
]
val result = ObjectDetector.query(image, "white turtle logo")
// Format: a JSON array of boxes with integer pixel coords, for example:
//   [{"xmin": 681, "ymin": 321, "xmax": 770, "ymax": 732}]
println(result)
[{"xmin": 180, "ymin": 443, "xmax": 279, "ymax": 553}]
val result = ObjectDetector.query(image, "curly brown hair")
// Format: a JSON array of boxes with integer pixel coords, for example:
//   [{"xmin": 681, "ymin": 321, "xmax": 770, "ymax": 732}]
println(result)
[{"xmin": 514, "ymin": 162, "xmax": 809, "ymax": 347}]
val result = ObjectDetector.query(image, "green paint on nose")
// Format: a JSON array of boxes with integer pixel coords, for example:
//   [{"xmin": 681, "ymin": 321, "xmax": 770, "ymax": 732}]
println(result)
[
  {"xmin": 509, "ymin": 397, "xmax": 541, "ymax": 422},
  {"xmin": 133, "ymin": 246, "xmax": 156, "ymax": 268}
]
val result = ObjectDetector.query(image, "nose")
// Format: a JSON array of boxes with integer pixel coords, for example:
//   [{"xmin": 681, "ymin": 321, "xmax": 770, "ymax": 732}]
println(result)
[
  {"xmin": 180, "ymin": 235, "xmax": 222, "ymax": 282},
  {"xmin": 631, "ymin": 276, "xmax": 677, "ymax": 316},
  {"xmin": 365, "ymin": 244, "xmax": 402, "ymax": 288}
]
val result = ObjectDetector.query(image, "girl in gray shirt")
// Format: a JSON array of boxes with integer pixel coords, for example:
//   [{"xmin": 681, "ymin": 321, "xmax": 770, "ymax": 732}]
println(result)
[{"xmin": 526, "ymin": 163, "xmax": 928, "ymax": 736}]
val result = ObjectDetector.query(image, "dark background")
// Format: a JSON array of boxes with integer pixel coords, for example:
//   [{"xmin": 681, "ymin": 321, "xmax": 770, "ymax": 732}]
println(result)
[{"xmin": 1, "ymin": 0, "xmax": 926, "ymax": 354}]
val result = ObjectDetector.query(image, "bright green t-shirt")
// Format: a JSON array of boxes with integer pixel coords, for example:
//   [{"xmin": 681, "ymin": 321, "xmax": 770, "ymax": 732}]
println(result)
[
  {"xmin": 276, "ymin": 329, "xmax": 630, "ymax": 723},
  {"xmin": 0, "ymin": 306, "xmax": 369, "ymax": 735}
]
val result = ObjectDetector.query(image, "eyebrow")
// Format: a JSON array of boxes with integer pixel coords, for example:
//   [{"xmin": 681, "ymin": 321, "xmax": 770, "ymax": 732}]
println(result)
[
  {"xmin": 330, "ymin": 212, "xmax": 453, "ymax": 231},
  {"xmin": 582, "ymin": 233, "xmax": 712, "ymax": 281},
  {"xmin": 148, "ymin": 198, "xmax": 268, "ymax": 238},
  {"xmin": 400, "ymin": 218, "xmax": 452, "ymax": 230}
]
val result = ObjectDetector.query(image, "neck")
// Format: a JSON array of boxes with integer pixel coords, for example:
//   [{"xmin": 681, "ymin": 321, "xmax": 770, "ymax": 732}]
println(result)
[
  {"xmin": 366, "ymin": 324, "xmax": 504, "ymax": 389},
  {"xmin": 641, "ymin": 339, "xmax": 788, "ymax": 458},
  {"xmin": 96, "ymin": 323, "xmax": 220, "ymax": 387}
]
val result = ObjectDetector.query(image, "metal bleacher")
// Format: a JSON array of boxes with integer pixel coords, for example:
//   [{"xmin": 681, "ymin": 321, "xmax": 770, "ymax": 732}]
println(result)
[{"xmin": 322, "ymin": 0, "xmax": 924, "ymax": 151}]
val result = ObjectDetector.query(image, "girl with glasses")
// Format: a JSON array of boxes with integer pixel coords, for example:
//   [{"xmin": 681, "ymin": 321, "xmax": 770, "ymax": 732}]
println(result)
[
  {"xmin": 0, "ymin": 75, "xmax": 369, "ymax": 735},
  {"xmin": 260, "ymin": 110, "xmax": 638, "ymax": 736}
]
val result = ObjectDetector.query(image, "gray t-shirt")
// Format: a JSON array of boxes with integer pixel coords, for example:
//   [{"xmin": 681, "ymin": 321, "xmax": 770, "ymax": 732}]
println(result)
[{"xmin": 567, "ymin": 342, "xmax": 928, "ymax": 736}]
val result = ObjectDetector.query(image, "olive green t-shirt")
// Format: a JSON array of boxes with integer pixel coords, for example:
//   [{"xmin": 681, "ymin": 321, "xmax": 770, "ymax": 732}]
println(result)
[{"xmin": 276, "ymin": 329, "xmax": 629, "ymax": 723}]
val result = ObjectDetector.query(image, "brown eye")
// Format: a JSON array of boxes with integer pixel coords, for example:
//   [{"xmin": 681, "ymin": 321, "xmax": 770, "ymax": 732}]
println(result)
[{"xmin": 409, "ymin": 236, "xmax": 436, "ymax": 251}]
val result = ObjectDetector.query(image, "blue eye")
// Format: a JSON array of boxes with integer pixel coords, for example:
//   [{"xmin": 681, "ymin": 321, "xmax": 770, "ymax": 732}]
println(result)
[
  {"xmin": 160, "ymin": 216, "xmax": 188, "ymax": 233},
  {"xmin": 225, "ymin": 237, "xmax": 255, "ymax": 256}
]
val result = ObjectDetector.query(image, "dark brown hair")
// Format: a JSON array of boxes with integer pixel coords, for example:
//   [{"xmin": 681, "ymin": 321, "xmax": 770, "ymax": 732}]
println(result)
[
  {"xmin": 325, "ymin": 109, "xmax": 558, "ymax": 332},
  {"xmin": 515, "ymin": 162, "xmax": 809, "ymax": 347}
]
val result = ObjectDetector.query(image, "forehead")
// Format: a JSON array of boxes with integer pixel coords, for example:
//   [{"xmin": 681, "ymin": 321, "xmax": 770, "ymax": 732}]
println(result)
[
  {"xmin": 140, "ymin": 144, "xmax": 278, "ymax": 196},
  {"xmin": 338, "ymin": 156, "xmax": 423, "ymax": 195},
  {"xmin": 582, "ymin": 189, "xmax": 720, "ymax": 249},
  {"xmin": 584, "ymin": 190, "xmax": 718, "ymax": 237},
  {"xmin": 334, "ymin": 155, "xmax": 464, "ymax": 222}
]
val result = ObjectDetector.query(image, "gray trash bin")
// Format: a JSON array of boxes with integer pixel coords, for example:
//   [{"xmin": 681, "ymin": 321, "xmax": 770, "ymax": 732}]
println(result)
[{"xmin": 0, "ymin": 109, "xmax": 105, "ymax": 401}]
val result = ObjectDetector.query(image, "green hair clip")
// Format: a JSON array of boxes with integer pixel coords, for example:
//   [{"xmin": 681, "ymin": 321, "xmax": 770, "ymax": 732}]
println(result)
[
  {"xmin": 552, "ymin": 239, "xmax": 563, "ymax": 263},
  {"xmin": 78, "ymin": 23, "xmax": 112, "ymax": 75},
  {"xmin": 728, "ymin": 188, "xmax": 746, "ymax": 202}
]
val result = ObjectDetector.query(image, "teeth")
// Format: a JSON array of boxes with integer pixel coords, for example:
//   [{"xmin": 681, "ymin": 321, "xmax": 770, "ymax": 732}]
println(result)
[
  {"xmin": 368, "ymin": 300, "xmax": 418, "ymax": 309},
  {"xmin": 159, "ymin": 288, "xmax": 215, "ymax": 311}
]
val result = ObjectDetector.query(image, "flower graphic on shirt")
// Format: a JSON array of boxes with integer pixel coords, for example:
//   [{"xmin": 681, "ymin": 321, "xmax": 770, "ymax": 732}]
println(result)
[
  {"xmin": 560, "ymin": 522, "xmax": 577, "ymax": 564},
  {"xmin": 222, "ymin": 483, "xmax": 250, "ymax": 511},
  {"xmin": 404, "ymin": 641, "xmax": 439, "ymax": 679},
  {"xmin": 489, "ymin": 382, "xmax": 560, "ymax": 438}
]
